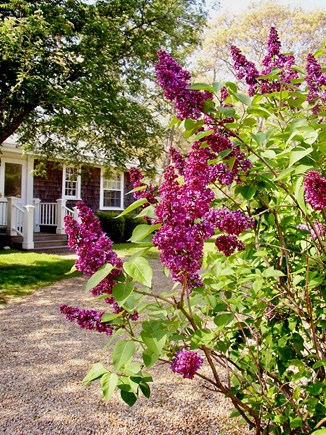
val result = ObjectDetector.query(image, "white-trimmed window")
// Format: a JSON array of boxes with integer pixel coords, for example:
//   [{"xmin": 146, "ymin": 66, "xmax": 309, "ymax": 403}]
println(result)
[
  {"xmin": 62, "ymin": 166, "xmax": 81, "ymax": 200},
  {"xmin": 100, "ymin": 171, "xmax": 124, "ymax": 210}
]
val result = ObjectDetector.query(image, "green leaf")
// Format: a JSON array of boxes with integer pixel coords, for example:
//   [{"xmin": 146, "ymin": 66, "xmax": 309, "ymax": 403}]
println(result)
[
  {"xmin": 233, "ymin": 92, "xmax": 251, "ymax": 106},
  {"xmin": 212, "ymin": 81, "xmax": 226, "ymax": 93},
  {"xmin": 112, "ymin": 340, "xmax": 135, "ymax": 371},
  {"xmin": 126, "ymin": 185, "xmax": 147, "ymax": 195},
  {"xmin": 214, "ymin": 313, "xmax": 234, "ymax": 327},
  {"xmin": 101, "ymin": 312, "xmax": 124, "ymax": 323},
  {"xmin": 187, "ymin": 83, "xmax": 215, "ymax": 92},
  {"xmin": 313, "ymin": 359, "xmax": 326, "ymax": 369},
  {"xmin": 294, "ymin": 176, "xmax": 307, "ymax": 214},
  {"xmin": 247, "ymin": 105, "xmax": 272, "ymax": 119},
  {"xmin": 65, "ymin": 264, "xmax": 77, "ymax": 275},
  {"xmin": 193, "ymin": 129, "xmax": 214, "ymax": 141},
  {"xmin": 141, "ymin": 329, "xmax": 167, "ymax": 355},
  {"xmin": 123, "ymin": 256, "xmax": 153, "ymax": 287},
  {"xmin": 120, "ymin": 390, "xmax": 138, "ymax": 407},
  {"xmin": 85, "ymin": 264, "xmax": 114, "ymax": 293},
  {"xmin": 167, "ymin": 115, "xmax": 181, "ymax": 129},
  {"xmin": 275, "ymin": 167, "xmax": 295, "ymax": 181},
  {"xmin": 136, "ymin": 204, "xmax": 156, "ymax": 219},
  {"xmin": 139, "ymin": 382, "xmax": 151, "ymax": 399},
  {"xmin": 311, "ymin": 430, "xmax": 326, "ymax": 435},
  {"xmin": 112, "ymin": 283, "xmax": 134, "ymax": 306},
  {"xmin": 100, "ymin": 372, "xmax": 119, "ymax": 404},
  {"xmin": 142, "ymin": 348, "xmax": 160, "ymax": 368},
  {"xmin": 116, "ymin": 198, "xmax": 148, "ymax": 218},
  {"xmin": 123, "ymin": 362, "xmax": 142, "ymax": 376},
  {"xmin": 128, "ymin": 224, "xmax": 161, "ymax": 243},
  {"xmin": 217, "ymin": 106, "xmax": 236, "ymax": 117},
  {"xmin": 288, "ymin": 147, "xmax": 313, "ymax": 167},
  {"xmin": 83, "ymin": 363, "xmax": 109, "ymax": 385}
]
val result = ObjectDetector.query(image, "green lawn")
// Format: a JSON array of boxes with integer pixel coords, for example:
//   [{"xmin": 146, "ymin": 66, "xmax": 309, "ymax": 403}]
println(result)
[
  {"xmin": 0, "ymin": 240, "xmax": 215, "ymax": 306},
  {"xmin": 0, "ymin": 250, "xmax": 78, "ymax": 305}
]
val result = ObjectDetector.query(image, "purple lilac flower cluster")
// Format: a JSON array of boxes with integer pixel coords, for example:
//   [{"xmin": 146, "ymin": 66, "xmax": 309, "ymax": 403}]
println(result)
[
  {"xmin": 205, "ymin": 130, "xmax": 252, "ymax": 185},
  {"xmin": 153, "ymin": 54, "xmax": 254, "ymax": 287},
  {"xmin": 169, "ymin": 147, "xmax": 185, "ymax": 176},
  {"xmin": 62, "ymin": 202, "xmax": 138, "ymax": 332},
  {"xmin": 305, "ymin": 53, "xmax": 326, "ymax": 113},
  {"xmin": 230, "ymin": 45, "xmax": 260, "ymax": 96},
  {"xmin": 170, "ymin": 349, "xmax": 203, "ymax": 379},
  {"xmin": 231, "ymin": 27, "xmax": 298, "ymax": 96},
  {"xmin": 155, "ymin": 50, "xmax": 213, "ymax": 120},
  {"xmin": 304, "ymin": 171, "xmax": 326, "ymax": 210},
  {"xmin": 64, "ymin": 201, "xmax": 123, "ymax": 296},
  {"xmin": 209, "ymin": 208, "xmax": 253, "ymax": 256},
  {"xmin": 153, "ymin": 155, "xmax": 214, "ymax": 288},
  {"xmin": 297, "ymin": 221, "xmax": 326, "ymax": 241},
  {"xmin": 60, "ymin": 305, "xmax": 113, "ymax": 335},
  {"xmin": 128, "ymin": 167, "xmax": 156, "ymax": 205}
]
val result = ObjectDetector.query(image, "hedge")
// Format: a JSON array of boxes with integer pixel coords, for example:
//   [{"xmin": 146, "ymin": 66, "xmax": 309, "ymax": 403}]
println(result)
[{"xmin": 95, "ymin": 212, "xmax": 148, "ymax": 243}]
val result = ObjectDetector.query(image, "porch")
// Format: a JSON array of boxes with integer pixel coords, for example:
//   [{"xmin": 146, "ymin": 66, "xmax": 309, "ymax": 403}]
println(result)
[{"xmin": 0, "ymin": 197, "xmax": 79, "ymax": 250}]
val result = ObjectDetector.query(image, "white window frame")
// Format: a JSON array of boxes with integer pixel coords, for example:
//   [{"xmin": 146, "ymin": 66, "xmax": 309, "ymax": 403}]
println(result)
[
  {"xmin": 100, "ymin": 170, "xmax": 124, "ymax": 210},
  {"xmin": 0, "ymin": 157, "xmax": 27, "ymax": 203},
  {"xmin": 62, "ymin": 165, "xmax": 81, "ymax": 200}
]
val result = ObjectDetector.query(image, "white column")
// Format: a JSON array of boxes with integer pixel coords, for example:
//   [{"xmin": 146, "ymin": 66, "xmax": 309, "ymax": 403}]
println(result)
[
  {"xmin": 56, "ymin": 198, "xmax": 67, "ymax": 234},
  {"xmin": 73, "ymin": 206, "xmax": 81, "ymax": 223},
  {"xmin": 6, "ymin": 197, "xmax": 18, "ymax": 236},
  {"xmin": 0, "ymin": 197, "xmax": 8, "ymax": 227},
  {"xmin": 26, "ymin": 156, "xmax": 34, "ymax": 205},
  {"xmin": 33, "ymin": 198, "xmax": 41, "ymax": 232},
  {"xmin": 22, "ymin": 205, "xmax": 34, "ymax": 250}
]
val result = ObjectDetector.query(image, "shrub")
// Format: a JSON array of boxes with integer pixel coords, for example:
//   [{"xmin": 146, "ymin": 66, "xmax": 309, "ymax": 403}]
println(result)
[
  {"xmin": 95, "ymin": 212, "xmax": 148, "ymax": 243},
  {"xmin": 95, "ymin": 212, "xmax": 125, "ymax": 243},
  {"xmin": 63, "ymin": 29, "xmax": 326, "ymax": 434}
]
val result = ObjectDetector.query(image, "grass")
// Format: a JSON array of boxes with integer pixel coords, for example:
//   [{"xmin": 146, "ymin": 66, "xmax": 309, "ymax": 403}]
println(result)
[
  {"xmin": 0, "ymin": 250, "xmax": 78, "ymax": 305},
  {"xmin": 0, "ymin": 239, "xmax": 216, "ymax": 306}
]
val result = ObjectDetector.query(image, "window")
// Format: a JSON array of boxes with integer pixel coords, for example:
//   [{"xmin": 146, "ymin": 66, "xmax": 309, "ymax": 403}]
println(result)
[
  {"xmin": 100, "ymin": 171, "xmax": 124, "ymax": 210},
  {"xmin": 63, "ymin": 166, "xmax": 81, "ymax": 199}
]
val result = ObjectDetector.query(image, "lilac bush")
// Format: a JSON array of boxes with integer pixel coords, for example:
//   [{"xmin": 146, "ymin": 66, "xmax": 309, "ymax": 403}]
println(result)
[{"xmin": 60, "ymin": 27, "xmax": 326, "ymax": 434}]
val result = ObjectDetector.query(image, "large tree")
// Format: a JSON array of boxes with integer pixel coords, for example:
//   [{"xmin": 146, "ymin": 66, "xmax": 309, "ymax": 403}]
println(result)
[
  {"xmin": 195, "ymin": 1, "xmax": 326, "ymax": 82},
  {"xmin": 0, "ymin": 0, "xmax": 208, "ymax": 168}
]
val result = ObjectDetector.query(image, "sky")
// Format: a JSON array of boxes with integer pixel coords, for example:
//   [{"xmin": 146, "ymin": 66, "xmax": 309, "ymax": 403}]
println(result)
[{"xmin": 215, "ymin": 0, "xmax": 326, "ymax": 13}]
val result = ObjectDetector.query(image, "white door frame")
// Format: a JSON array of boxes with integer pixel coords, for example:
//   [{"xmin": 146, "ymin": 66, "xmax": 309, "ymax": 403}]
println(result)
[{"xmin": 0, "ymin": 157, "xmax": 27, "ymax": 205}]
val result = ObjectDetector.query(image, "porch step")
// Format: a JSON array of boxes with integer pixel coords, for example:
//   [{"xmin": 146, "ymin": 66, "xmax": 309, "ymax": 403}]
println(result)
[{"xmin": 12, "ymin": 232, "xmax": 70, "ymax": 253}]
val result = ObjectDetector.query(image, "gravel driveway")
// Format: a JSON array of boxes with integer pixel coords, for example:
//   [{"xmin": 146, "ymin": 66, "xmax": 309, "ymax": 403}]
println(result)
[{"xmin": 0, "ymin": 261, "xmax": 252, "ymax": 435}]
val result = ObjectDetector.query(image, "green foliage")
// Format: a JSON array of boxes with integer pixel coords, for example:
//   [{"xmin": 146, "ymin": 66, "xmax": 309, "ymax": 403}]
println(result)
[
  {"xmin": 95, "ymin": 212, "xmax": 147, "ymax": 243},
  {"xmin": 0, "ymin": 0, "xmax": 207, "ymax": 167}
]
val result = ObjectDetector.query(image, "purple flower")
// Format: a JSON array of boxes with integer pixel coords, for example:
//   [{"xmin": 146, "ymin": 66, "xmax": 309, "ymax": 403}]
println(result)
[
  {"xmin": 215, "ymin": 235, "xmax": 245, "ymax": 256},
  {"xmin": 169, "ymin": 147, "xmax": 185, "ymax": 176},
  {"xmin": 64, "ymin": 202, "xmax": 123, "ymax": 297},
  {"xmin": 230, "ymin": 45, "xmax": 259, "ymax": 96},
  {"xmin": 304, "ymin": 171, "xmax": 326, "ymax": 210},
  {"xmin": 60, "ymin": 305, "xmax": 113, "ymax": 335},
  {"xmin": 211, "ymin": 208, "xmax": 254, "ymax": 235},
  {"xmin": 155, "ymin": 50, "xmax": 213, "ymax": 120},
  {"xmin": 129, "ymin": 167, "xmax": 156, "ymax": 205},
  {"xmin": 305, "ymin": 53, "xmax": 326, "ymax": 112},
  {"xmin": 298, "ymin": 221, "xmax": 326, "ymax": 241},
  {"xmin": 171, "ymin": 349, "xmax": 203, "ymax": 379},
  {"xmin": 231, "ymin": 27, "xmax": 298, "ymax": 96}
]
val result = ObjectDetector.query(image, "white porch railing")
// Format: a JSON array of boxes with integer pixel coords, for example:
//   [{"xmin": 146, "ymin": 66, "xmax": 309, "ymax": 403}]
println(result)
[
  {"xmin": 6, "ymin": 197, "xmax": 34, "ymax": 249},
  {"xmin": 0, "ymin": 198, "xmax": 7, "ymax": 226},
  {"xmin": 40, "ymin": 202, "xmax": 57, "ymax": 226},
  {"xmin": 4, "ymin": 197, "xmax": 76, "ymax": 250},
  {"xmin": 13, "ymin": 203, "xmax": 24, "ymax": 236}
]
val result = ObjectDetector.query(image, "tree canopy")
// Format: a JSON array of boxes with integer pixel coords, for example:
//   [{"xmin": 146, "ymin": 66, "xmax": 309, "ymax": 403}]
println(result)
[
  {"xmin": 0, "ymin": 0, "xmax": 208, "ymax": 168},
  {"xmin": 195, "ymin": 1, "xmax": 326, "ymax": 82}
]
